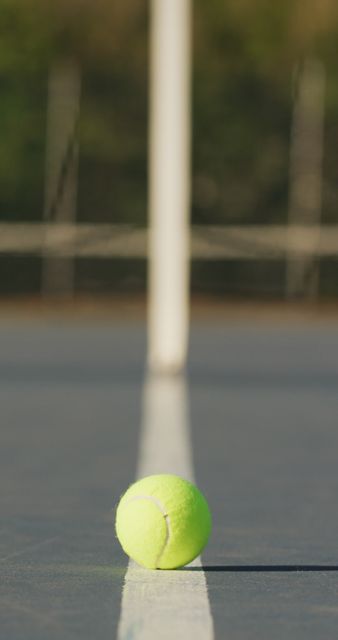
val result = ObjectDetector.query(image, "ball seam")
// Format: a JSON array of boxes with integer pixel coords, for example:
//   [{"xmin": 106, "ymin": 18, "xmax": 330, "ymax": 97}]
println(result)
[{"xmin": 124, "ymin": 495, "xmax": 171, "ymax": 568}]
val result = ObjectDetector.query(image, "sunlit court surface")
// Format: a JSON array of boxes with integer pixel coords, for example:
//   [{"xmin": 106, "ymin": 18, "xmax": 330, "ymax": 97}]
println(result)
[
  {"xmin": 1, "ymin": 311, "xmax": 338, "ymax": 639},
  {"xmin": 2, "ymin": 0, "xmax": 338, "ymax": 637}
]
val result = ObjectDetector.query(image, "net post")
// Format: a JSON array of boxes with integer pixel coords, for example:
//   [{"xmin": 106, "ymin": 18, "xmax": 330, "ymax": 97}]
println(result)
[
  {"xmin": 287, "ymin": 58, "xmax": 325, "ymax": 298},
  {"xmin": 148, "ymin": 0, "xmax": 192, "ymax": 373},
  {"xmin": 42, "ymin": 58, "xmax": 81, "ymax": 296}
]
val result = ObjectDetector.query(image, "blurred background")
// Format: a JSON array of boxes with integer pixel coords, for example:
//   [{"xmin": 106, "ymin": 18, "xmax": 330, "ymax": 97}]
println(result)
[{"xmin": 1, "ymin": 0, "xmax": 338, "ymax": 303}]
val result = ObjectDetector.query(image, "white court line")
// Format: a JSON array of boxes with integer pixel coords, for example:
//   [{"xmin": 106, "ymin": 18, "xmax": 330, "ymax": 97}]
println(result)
[{"xmin": 117, "ymin": 375, "xmax": 214, "ymax": 640}]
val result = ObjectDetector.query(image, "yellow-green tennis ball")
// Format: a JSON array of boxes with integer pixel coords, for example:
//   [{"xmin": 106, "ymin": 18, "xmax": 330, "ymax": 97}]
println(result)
[{"xmin": 115, "ymin": 473, "xmax": 211, "ymax": 570}]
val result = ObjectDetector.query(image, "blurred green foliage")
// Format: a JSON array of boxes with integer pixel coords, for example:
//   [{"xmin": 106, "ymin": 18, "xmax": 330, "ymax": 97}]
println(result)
[
  {"xmin": 0, "ymin": 0, "xmax": 337, "ymax": 224},
  {"xmin": 193, "ymin": 0, "xmax": 338, "ymax": 225},
  {"xmin": 0, "ymin": 0, "xmax": 148, "ymax": 222},
  {"xmin": 0, "ymin": 0, "xmax": 338, "ymax": 294}
]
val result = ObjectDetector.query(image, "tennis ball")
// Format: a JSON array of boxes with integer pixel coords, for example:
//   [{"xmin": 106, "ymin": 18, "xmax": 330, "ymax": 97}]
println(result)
[{"xmin": 115, "ymin": 473, "xmax": 211, "ymax": 569}]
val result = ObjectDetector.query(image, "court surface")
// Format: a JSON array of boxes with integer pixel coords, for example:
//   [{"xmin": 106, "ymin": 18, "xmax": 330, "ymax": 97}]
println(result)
[{"xmin": 1, "ymin": 319, "xmax": 338, "ymax": 639}]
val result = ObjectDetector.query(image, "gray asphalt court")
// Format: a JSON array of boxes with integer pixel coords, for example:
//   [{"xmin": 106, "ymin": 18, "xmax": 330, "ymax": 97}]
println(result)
[{"xmin": 1, "ymin": 319, "xmax": 338, "ymax": 639}]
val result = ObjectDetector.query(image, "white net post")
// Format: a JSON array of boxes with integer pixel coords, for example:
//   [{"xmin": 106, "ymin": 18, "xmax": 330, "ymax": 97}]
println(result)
[
  {"xmin": 287, "ymin": 58, "xmax": 325, "ymax": 298},
  {"xmin": 42, "ymin": 59, "xmax": 81, "ymax": 296},
  {"xmin": 148, "ymin": 0, "xmax": 192, "ymax": 373}
]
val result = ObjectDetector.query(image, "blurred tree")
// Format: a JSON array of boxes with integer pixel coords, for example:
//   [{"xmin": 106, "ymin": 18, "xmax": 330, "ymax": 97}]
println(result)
[
  {"xmin": 1, "ymin": 0, "xmax": 338, "ymax": 295},
  {"xmin": 0, "ymin": 0, "xmax": 49, "ymax": 221},
  {"xmin": 193, "ymin": 0, "xmax": 338, "ymax": 226},
  {"xmin": 0, "ymin": 0, "xmax": 148, "ymax": 223}
]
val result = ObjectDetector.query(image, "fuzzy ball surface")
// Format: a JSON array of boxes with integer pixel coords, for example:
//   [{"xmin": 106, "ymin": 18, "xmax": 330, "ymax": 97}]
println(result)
[{"xmin": 115, "ymin": 474, "xmax": 212, "ymax": 569}]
